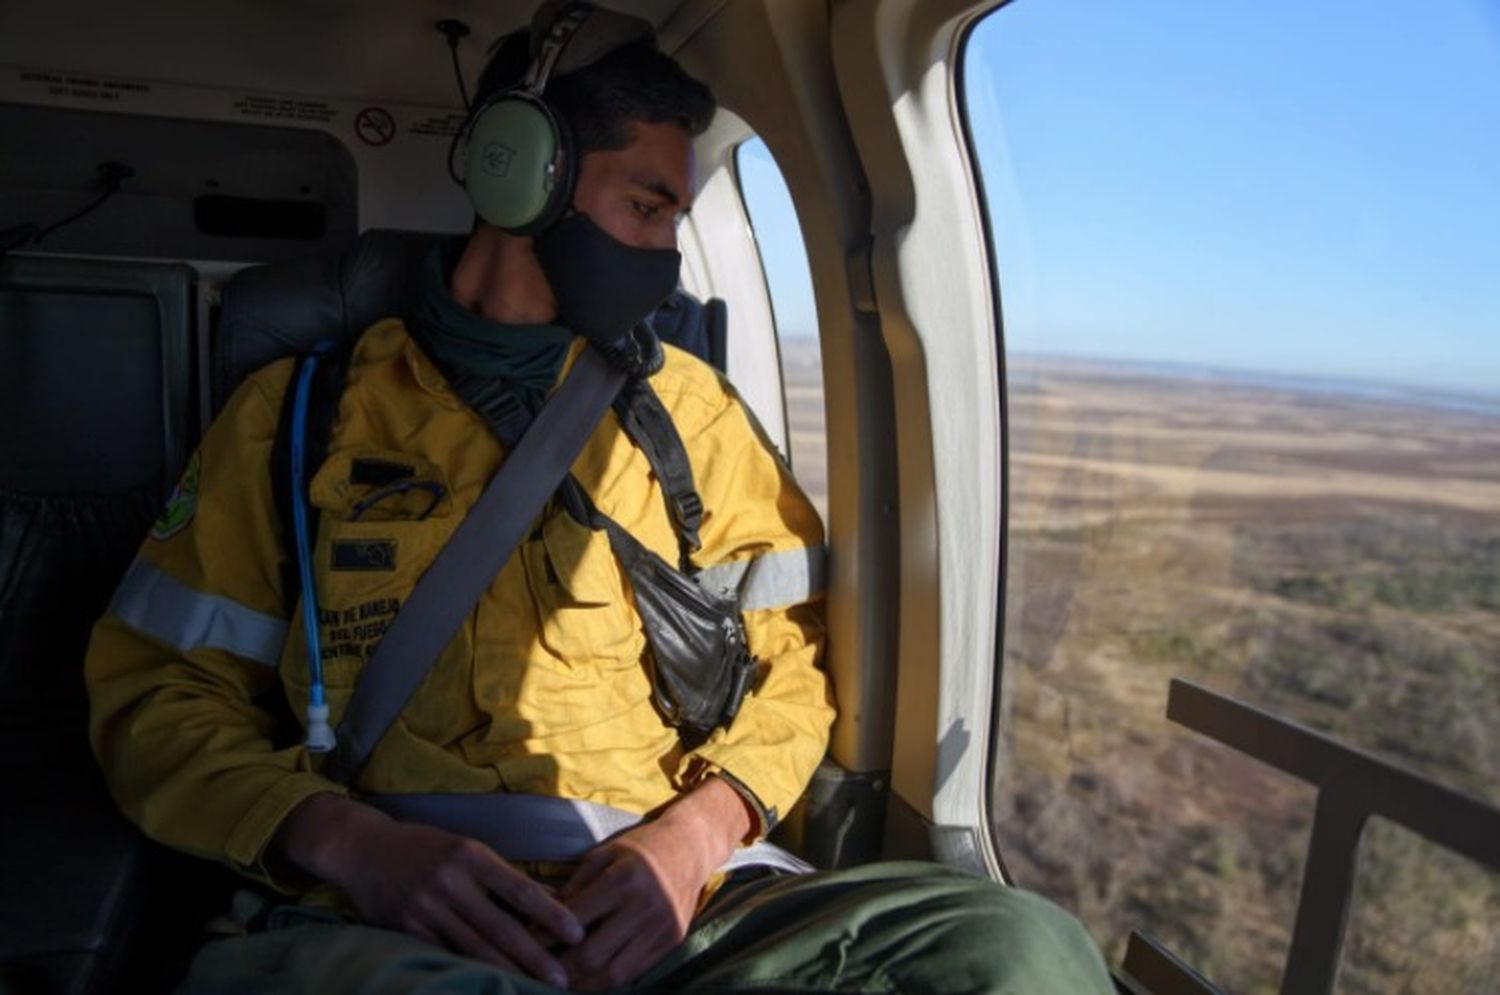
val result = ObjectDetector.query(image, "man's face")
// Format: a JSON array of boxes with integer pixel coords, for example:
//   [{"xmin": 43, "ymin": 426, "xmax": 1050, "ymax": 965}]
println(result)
[{"xmin": 570, "ymin": 120, "xmax": 695, "ymax": 251}]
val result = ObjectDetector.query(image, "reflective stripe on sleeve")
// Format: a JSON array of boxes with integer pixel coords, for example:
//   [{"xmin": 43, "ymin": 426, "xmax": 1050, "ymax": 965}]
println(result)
[
  {"xmin": 109, "ymin": 557, "xmax": 288, "ymax": 667},
  {"xmin": 699, "ymin": 545, "xmax": 827, "ymax": 611}
]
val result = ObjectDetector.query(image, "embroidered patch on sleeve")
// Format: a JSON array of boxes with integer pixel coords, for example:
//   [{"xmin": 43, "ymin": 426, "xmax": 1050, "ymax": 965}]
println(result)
[{"xmin": 150, "ymin": 451, "xmax": 201, "ymax": 540}]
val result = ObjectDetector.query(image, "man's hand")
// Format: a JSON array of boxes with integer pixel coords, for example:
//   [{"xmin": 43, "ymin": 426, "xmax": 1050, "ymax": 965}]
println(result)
[
  {"xmin": 558, "ymin": 777, "xmax": 753, "ymax": 991},
  {"xmin": 277, "ymin": 793, "xmax": 584, "ymax": 989}
]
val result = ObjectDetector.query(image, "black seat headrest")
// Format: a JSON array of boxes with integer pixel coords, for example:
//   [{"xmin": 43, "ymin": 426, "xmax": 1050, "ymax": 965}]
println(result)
[
  {"xmin": 212, "ymin": 229, "xmax": 438, "ymax": 417},
  {"xmin": 212, "ymin": 228, "xmax": 729, "ymax": 419}
]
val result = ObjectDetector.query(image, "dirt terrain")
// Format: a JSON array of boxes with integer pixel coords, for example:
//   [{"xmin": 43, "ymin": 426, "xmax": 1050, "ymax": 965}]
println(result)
[
  {"xmin": 777, "ymin": 343, "xmax": 1499, "ymax": 991},
  {"xmin": 991, "ymin": 357, "xmax": 1500, "ymax": 993}
]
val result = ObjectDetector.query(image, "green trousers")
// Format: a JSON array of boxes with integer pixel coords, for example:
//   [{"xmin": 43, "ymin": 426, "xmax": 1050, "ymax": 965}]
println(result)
[{"xmin": 180, "ymin": 862, "xmax": 1114, "ymax": 994}]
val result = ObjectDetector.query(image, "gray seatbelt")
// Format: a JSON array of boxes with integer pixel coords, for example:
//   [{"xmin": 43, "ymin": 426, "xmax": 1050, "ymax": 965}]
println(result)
[
  {"xmin": 368, "ymin": 792, "xmax": 814, "ymax": 876},
  {"xmin": 324, "ymin": 347, "xmax": 627, "ymax": 784}
]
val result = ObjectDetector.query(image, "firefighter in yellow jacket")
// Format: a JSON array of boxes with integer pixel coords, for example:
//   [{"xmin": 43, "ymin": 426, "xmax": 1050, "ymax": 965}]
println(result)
[{"xmin": 85, "ymin": 5, "xmax": 1114, "ymax": 993}]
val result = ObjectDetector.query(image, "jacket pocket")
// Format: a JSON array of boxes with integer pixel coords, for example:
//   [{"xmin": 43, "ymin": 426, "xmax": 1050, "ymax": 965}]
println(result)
[
  {"xmin": 282, "ymin": 515, "xmax": 455, "ymax": 699},
  {"xmin": 521, "ymin": 508, "xmax": 643, "ymax": 670},
  {"xmin": 281, "ymin": 448, "xmax": 457, "ymax": 694}
]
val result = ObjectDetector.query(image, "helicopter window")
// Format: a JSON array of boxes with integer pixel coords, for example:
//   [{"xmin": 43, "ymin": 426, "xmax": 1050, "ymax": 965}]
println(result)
[
  {"xmin": 735, "ymin": 137, "xmax": 827, "ymax": 524},
  {"xmin": 965, "ymin": 1, "xmax": 1500, "ymax": 990}
]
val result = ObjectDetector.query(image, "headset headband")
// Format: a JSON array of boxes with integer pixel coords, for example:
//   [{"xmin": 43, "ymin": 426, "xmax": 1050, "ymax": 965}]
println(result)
[
  {"xmin": 455, "ymin": 2, "xmax": 657, "ymax": 232},
  {"xmin": 520, "ymin": 3, "xmax": 593, "ymax": 96}
]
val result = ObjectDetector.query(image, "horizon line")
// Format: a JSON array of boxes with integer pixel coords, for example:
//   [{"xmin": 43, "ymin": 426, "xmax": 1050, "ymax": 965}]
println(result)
[{"xmin": 1008, "ymin": 348, "xmax": 1500, "ymax": 404}]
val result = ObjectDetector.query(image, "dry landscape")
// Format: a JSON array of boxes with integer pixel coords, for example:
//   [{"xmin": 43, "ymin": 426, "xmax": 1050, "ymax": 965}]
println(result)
[
  {"xmin": 777, "ymin": 342, "xmax": 1499, "ymax": 991},
  {"xmin": 990, "ymin": 356, "xmax": 1500, "ymax": 993}
]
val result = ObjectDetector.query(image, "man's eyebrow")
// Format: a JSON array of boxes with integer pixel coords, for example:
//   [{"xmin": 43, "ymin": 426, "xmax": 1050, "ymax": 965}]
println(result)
[{"xmin": 631, "ymin": 175, "xmax": 691, "ymax": 214}]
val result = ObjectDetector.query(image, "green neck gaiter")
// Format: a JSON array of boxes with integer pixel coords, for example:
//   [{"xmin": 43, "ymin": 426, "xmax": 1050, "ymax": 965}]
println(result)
[{"xmin": 407, "ymin": 239, "xmax": 573, "ymax": 405}]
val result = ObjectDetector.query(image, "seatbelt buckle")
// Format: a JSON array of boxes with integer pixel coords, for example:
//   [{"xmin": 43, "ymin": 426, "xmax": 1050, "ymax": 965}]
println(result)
[
  {"xmin": 670, "ymin": 491, "xmax": 704, "ymax": 552},
  {"xmin": 594, "ymin": 324, "xmax": 665, "ymax": 377}
]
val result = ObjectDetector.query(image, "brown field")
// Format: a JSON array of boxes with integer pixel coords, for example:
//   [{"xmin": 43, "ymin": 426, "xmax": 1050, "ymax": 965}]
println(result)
[
  {"xmin": 992, "ymin": 357, "xmax": 1500, "ymax": 993},
  {"xmin": 778, "ymin": 343, "xmax": 1500, "ymax": 991}
]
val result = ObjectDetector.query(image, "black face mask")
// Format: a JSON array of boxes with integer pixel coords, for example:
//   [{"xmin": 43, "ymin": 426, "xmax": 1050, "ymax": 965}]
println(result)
[{"xmin": 534, "ymin": 212, "xmax": 681, "ymax": 351}]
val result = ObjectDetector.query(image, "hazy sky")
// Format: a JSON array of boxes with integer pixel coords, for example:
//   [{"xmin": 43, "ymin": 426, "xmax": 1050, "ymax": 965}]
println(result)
[
  {"xmin": 737, "ymin": 139, "xmax": 817, "ymax": 344},
  {"xmin": 966, "ymin": 0, "xmax": 1500, "ymax": 395}
]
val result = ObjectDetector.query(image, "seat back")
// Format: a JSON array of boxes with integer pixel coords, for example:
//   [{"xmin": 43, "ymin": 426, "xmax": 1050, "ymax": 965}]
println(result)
[
  {"xmin": 211, "ymin": 229, "xmax": 436, "ymax": 418},
  {"xmin": 0, "ymin": 253, "xmax": 227, "ymax": 995},
  {"xmin": 0, "ymin": 252, "xmax": 196, "ymax": 755}
]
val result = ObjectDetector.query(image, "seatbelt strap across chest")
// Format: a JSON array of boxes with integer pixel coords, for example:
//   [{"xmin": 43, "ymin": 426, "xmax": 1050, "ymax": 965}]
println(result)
[
  {"xmin": 442, "ymin": 349, "xmax": 704, "ymax": 570},
  {"xmin": 323, "ymin": 347, "xmax": 627, "ymax": 784},
  {"xmin": 446, "ymin": 359, "xmax": 757, "ymax": 740}
]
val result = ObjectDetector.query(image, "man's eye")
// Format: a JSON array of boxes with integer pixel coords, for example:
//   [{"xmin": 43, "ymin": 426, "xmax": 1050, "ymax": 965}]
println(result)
[{"xmin": 633, "ymin": 201, "xmax": 661, "ymax": 221}]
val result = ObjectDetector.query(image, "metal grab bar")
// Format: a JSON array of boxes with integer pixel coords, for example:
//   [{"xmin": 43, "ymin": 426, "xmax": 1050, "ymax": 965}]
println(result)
[{"xmin": 1160, "ymin": 679, "xmax": 1500, "ymax": 995}]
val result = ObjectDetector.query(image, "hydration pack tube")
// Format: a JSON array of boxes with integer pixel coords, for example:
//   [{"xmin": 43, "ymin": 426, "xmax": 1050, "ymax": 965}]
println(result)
[
  {"xmin": 285, "ymin": 341, "xmax": 338, "ymax": 752},
  {"xmin": 270, "ymin": 340, "xmax": 351, "ymax": 619},
  {"xmin": 268, "ymin": 322, "xmax": 706, "ymax": 618},
  {"xmin": 271, "ymin": 322, "xmax": 747, "ymax": 761}
]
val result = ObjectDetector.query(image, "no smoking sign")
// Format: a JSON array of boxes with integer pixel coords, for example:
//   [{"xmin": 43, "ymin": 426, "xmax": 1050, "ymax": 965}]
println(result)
[{"xmin": 355, "ymin": 106, "xmax": 396, "ymax": 147}]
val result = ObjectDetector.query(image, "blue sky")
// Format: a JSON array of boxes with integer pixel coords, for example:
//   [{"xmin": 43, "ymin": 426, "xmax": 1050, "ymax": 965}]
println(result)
[
  {"xmin": 740, "ymin": 0, "xmax": 1500, "ymax": 396},
  {"xmin": 737, "ymin": 140, "xmax": 818, "ymax": 343},
  {"xmin": 965, "ymin": 0, "xmax": 1500, "ymax": 395}
]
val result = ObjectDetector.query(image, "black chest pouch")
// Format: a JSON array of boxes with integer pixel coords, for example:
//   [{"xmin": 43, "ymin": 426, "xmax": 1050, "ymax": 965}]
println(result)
[
  {"xmin": 597, "ymin": 516, "xmax": 758, "ymax": 742},
  {"xmin": 436, "ymin": 329, "xmax": 757, "ymax": 741}
]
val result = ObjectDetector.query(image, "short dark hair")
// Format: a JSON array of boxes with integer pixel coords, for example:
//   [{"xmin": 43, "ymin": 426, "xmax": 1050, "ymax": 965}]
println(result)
[{"xmin": 473, "ymin": 31, "xmax": 716, "ymax": 153}]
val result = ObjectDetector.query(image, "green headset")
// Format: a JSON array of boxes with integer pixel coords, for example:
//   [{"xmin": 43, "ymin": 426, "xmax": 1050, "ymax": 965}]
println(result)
[{"xmin": 455, "ymin": 3, "xmax": 594, "ymax": 235}]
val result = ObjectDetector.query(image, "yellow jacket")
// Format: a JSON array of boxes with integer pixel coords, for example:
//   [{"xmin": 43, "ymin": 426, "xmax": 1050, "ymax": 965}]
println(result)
[{"xmin": 85, "ymin": 320, "xmax": 834, "ymax": 892}]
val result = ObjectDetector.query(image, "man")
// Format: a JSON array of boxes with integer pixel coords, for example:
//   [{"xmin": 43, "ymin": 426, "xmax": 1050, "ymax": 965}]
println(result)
[{"xmin": 86, "ymin": 4, "xmax": 1114, "ymax": 992}]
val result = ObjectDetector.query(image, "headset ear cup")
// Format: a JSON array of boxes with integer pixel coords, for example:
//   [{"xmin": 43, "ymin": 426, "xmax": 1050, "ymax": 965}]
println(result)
[
  {"xmin": 464, "ymin": 95, "xmax": 567, "ymax": 231},
  {"xmin": 514, "ymin": 106, "xmax": 577, "ymax": 236}
]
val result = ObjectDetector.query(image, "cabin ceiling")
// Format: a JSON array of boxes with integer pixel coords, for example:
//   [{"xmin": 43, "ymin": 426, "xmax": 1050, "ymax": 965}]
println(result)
[{"xmin": 0, "ymin": 1, "xmax": 704, "ymax": 109}]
